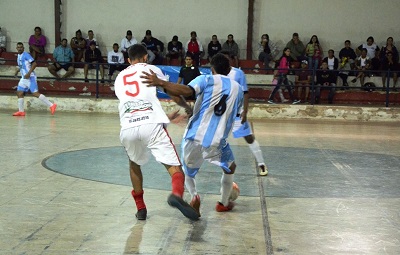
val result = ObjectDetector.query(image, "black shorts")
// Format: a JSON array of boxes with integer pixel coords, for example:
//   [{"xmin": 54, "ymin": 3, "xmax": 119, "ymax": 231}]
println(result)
[{"xmin": 54, "ymin": 63, "xmax": 72, "ymax": 71}]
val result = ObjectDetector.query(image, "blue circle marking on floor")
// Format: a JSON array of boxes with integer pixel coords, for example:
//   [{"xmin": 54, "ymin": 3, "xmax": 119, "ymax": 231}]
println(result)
[{"xmin": 42, "ymin": 146, "xmax": 400, "ymax": 198}]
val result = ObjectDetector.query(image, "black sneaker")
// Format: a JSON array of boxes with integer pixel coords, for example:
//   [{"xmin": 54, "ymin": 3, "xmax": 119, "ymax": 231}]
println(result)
[
  {"xmin": 135, "ymin": 208, "xmax": 147, "ymax": 220},
  {"xmin": 84, "ymin": 78, "xmax": 89, "ymax": 83},
  {"xmin": 167, "ymin": 194, "xmax": 199, "ymax": 221}
]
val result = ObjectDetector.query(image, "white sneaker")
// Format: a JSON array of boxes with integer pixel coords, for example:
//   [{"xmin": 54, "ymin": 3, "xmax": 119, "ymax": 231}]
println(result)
[
  {"xmin": 259, "ymin": 165, "xmax": 268, "ymax": 176},
  {"xmin": 292, "ymin": 99, "xmax": 301, "ymax": 105}
]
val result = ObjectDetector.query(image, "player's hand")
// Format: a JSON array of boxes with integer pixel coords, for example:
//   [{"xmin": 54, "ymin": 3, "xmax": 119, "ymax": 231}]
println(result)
[
  {"xmin": 23, "ymin": 74, "xmax": 30, "ymax": 79},
  {"xmin": 240, "ymin": 111, "xmax": 247, "ymax": 124},
  {"xmin": 167, "ymin": 109, "xmax": 185, "ymax": 124},
  {"xmin": 141, "ymin": 70, "xmax": 161, "ymax": 87}
]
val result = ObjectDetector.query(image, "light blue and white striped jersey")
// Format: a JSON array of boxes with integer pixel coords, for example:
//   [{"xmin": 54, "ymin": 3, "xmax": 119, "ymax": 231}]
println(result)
[
  {"xmin": 184, "ymin": 74, "xmax": 243, "ymax": 148},
  {"xmin": 17, "ymin": 52, "xmax": 35, "ymax": 77},
  {"xmin": 227, "ymin": 67, "xmax": 248, "ymax": 92}
]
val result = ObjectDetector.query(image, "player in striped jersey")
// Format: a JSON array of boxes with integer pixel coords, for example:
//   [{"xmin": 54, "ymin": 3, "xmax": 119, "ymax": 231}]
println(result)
[
  {"xmin": 12, "ymin": 42, "xmax": 57, "ymax": 116},
  {"xmin": 142, "ymin": 53, "xmax": 244, "ymax": 215},
  {"xmin": 115, "ymin": 44, "xmax": 199, "ymax": 221},
  {"xmin": 220, "ymin": 50, "xmax": 268, "ymax": 176}
]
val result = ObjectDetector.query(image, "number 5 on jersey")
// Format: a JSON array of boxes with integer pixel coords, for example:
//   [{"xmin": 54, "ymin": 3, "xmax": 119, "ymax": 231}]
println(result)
[{"xmin": 123, "ymin": 72, "xmax": 140, "ymax": 97}]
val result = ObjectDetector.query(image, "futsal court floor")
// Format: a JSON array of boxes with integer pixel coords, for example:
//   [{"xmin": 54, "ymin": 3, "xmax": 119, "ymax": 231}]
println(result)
[{"xmin": 1, "ymin": 109, "xmax": 399, "ymax": 255}]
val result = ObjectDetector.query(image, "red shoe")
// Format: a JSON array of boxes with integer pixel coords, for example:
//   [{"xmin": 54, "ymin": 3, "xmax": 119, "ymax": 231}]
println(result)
[
  {"xmin": 12, "ymin": 111, "xmax": 25, "ymax": 116},
  {"xmin": 190, "ymin": 195, "xmax": 201, "ymax": 217},
  {"xmin": 50, "ymin": 104, "xmax": 57, "ymax": 115},
  {"xmin": 215, "ymin": 201, "xmax": 235, "ymax": 212}
]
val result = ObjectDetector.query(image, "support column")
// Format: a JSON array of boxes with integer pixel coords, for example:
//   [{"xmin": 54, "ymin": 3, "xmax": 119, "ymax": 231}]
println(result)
[
  {"xmin": 54, "ymin": 0, "xmax": 62, "ymax": 46},
  {"xmin": 246, "ymin": 0, "xmax": 255, "ymax": 60}
]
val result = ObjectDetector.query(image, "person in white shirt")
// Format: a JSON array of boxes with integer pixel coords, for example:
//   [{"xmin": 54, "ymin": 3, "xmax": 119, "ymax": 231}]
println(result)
[
  {"xmin": 141, "ymin": 53, "xmax": 244, "ymax": 216},
  {"xmin": 120, "ymin": 30, "xmax": 137, "ymax": 60},
  {"xmin": 114, "ymin": 44, "xmax": 199, "ymax": 221},
  {"xmin": 107, "ymin": 43, "xmax": 125, "ymax": 82}
]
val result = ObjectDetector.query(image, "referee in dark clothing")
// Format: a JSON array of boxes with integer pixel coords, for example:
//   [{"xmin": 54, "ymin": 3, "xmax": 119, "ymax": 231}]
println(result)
[{"xmin": 177, "ymin": 53, "xmax": 201, "ymax": 100}]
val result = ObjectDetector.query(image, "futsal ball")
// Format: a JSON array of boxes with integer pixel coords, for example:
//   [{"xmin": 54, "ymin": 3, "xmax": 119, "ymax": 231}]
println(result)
[{"xmin": 229, "ymin": 182, "xmax": 240, "ymax": 201}]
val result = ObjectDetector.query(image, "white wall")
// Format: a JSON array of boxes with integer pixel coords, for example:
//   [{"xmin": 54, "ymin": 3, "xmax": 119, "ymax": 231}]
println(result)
[{"xmin": 1, "ymin": 0, "xmax": 399, "ymax": 59}]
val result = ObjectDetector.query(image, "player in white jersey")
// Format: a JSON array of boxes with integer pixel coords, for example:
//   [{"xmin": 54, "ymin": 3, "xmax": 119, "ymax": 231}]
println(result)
[
  {"xmin": 12, "ymin": 42, "xmax": 57, "ymax": 116},
  {"xmin": 114, "ymin": 44, "xmax": 199, "ymax": 221},
  {"xmin": 142, "ymin": 53, "xmax": 244, "ymax": 215},
  {"xmin": 220, "ymin": 50, "xmax": 268, "ymax": 176}
]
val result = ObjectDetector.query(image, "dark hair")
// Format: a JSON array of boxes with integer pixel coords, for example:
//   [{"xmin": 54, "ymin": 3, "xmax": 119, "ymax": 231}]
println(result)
[
  {"xmin": 61, "ymin": 38, "xmax": 67, "ymax": 43},
  {"xmin": 128, "ymin": 44, "xmax": 148, "ymax": 61},
  {"xmin": 113, "ymin": 43, "xmax": 119, "ymax": 47},
  {"xmin": 361, "ymin": 48, "xmax": 368, "ymax": 53},
  {"xmin": 210, "ymin": 53, "xmax": 230, "ymax": 75},
  {"xmin": 76, "ymin": 29, "xmax": 81, "ymax": 35},
  {"xmin": 219, "ymin": 49, "xmax": 231, "ymax": 56},
  {"xmin": 17, "ymin": 42, "xmax": 24, "ymax": 46},
  {"xmin": 293, "ymin": 33, "xmax": 299, "ymax": 37},
  {"xmin": 280, "ymin": 47, "xmax": 291, "ymax": 61},
  {"xmin": 345, "ymin": 40, "xmax": 351, "ymax": 44},
  {"xmin": 328, "ymin": 49, "xmax": 334, "ymax": 54},
  {"xmin": 34, "ymin": 26, "xmax": 41, "ymax": 32},
  {"xmin": 190, "ymin": 31, "xmax": 197, "ymax": 36},
  {"xmin": 261, "ymin": 34, "xmax": 269, "ymax": 41},
  {"xmin": 89, "ymin": 41, "xmax": 96, "ymax": 46},
  {"xmin": 308, "ymin": 35, "xmax": 320, "ymax": 45},
  {"xmin": 88, "ymin": 30, "xmax": 93, "ymax": 33},
  {"xmin": 367, "ymin": 36, "xmax": 374, "ymax": 42},
  {"xmin": 185, "ymin": 52, "xmax": 194, "ymax": 59}
]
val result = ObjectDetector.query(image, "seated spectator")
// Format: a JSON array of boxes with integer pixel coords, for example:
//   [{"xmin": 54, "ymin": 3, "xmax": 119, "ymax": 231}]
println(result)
[
  {"xmin": 177, "ymin": 53, "xmax": 201, "ymax": 100},
  {"xmin": 120, "ymin": 30, "xmax": 137, "ymax": 60},
  {"xmin": 315, "ymin": 61, "xmax": 336, "ymax": 104},
  {"xmin": 185, "ymin": 31, "xmax": 203, "ymax": 67},
  {"xmin": 166, "ymin": 35, "xmax": 183, "ymax": 65},
  {"xmin": 86, "ymin": 30, "xmax": 98, "ymax": 50},
  {"xmin": 380, "ymin": 37, "xmax": 399, "ymax": 64},
  {"xmin": 84, "ymin": 41, "xmax": 104, "ymax": 83},
  {"xmin": 207, "ymin": 35, "xmax": 222, "ymax": 62},
  {"xmin": 0, "ymin": 27, "xmax": 7, "ymax": 55},
  {"xmin": 323, "ymin": 49, "xmax": 339, "ymax": 71},
  {"xmin": 222, "ymin": 34, "xmax": 239, "ymax": 67},
  {"xmin": 70, "ymin": 29, "xmax": 86, "ymax": 62},
  {"xmin": 285, "ymin": 32, "xmax": 306, "ymax": 61},
  {"xmin": 357, "ymin": 36, "xmax": 379, "ymax": 59},
  {"xmin": 48, "ymin": 38, "xmax": 75, "ymax": 80},
  {"xmin": 141, "ymin": 30, "xmax": 164, "ymax": 65},
  {"xmin": 258, "ymin": 34, "xmax": 279, "ymax": 68},
  {"xmin": 381, "ymin": 51, "xmax": 398, "ymax": 91},
  {"xmin": 305, "ymin": 35, "xmax": 323, "ymax": 70},
  {"xmin": 295, "ymin": 60, "xmax": 311, "ymax": 102},
  {"xmin": 107, "ymin": 43, "xmax": 125, "ymax": 82},
  {"xmin": 28, "ymin": 26, "xmax": 46, "ymax": 60},
  {"xmin": 338, "ymin": 40, "xmax": 357, "ymax": 89},
  {"xmin": 370, "ymin": 49, "xmax": 381, "ymax": 76},
  {"xmin": 352, "ymin": 48, "xmax": 370, "ymax": 86}
]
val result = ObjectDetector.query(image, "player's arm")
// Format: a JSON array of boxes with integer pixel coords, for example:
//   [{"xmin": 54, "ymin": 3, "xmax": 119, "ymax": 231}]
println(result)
[
  {"xmin": 141, "ymin": 70, "xmax": 194, "ymax": 98},
  {"xmin": 241, "ymin": 92, "xmax": 249, "ymax": 123},
  {"xmin": 14, "ymin": 66, "xmax": 20, "ymax": 77},
  {"xmin": 24, "ymin": 61, "xmax": 37, "ymax": 79}
]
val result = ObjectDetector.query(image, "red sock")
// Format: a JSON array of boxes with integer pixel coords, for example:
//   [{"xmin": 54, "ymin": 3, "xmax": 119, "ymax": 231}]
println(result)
[
  {"xmin": 131, "ymin": 189, "xmax": 146, "ymax": 210},
  {"xmin": 171, "ymin": 171, "xmax": 185, "ymax": 197}
]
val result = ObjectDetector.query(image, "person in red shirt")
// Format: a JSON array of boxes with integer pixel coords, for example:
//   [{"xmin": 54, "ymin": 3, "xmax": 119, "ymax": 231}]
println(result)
[{"xmin": 185, "ymin": 31, "xmax": 203, "ymax": 66}]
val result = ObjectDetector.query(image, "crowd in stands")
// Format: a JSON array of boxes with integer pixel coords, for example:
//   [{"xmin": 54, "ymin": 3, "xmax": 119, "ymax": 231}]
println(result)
[{"xmin": 0, "ymin": 26, "xmax": 399, "ymax": 101}]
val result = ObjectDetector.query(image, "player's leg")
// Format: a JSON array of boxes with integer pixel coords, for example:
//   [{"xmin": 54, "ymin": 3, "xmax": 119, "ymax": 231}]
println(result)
[
  {"xmin": 129, "ymin": 160, "xmax": 147, "ymax": 220},
  {"xmin": 147, "ymin": 124, "xmax": 199, "ymax": 220},
  {"xmin": 13, "ymin": 79, "xmax": 29, "ymax": 116},
  {"xmin": 30, "ymin": 78, "xmax": 57, "ymax": 115}
]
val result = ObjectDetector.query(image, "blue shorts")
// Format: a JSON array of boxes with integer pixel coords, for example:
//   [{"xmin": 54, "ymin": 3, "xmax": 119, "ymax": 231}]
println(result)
[
  {"xmin": 181, "ymin": 139, "xmax": 235, "ymax": 178},
  {"xmin": 232, "ymin": 117, "xmax": 253, "ymax": 138},
  {"xmin": 17, "ymin": 77, "xmax": 38, "ymax": 93}
]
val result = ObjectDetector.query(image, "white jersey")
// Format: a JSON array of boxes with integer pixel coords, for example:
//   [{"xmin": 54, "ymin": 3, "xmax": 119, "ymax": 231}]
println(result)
[
  {"xmin": 184, "ymin": 74, "xmax": 243, "ymax": 148},
  {"xmin": 115, "ymin": 63, "xmax": 169, "ymax": 130},
  {"xmin": 17, "ymin": 52, "xmax": 36, "ymax": 77}
]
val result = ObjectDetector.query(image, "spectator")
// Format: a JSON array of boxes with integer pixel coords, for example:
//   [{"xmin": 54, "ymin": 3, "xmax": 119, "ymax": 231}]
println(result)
[
  {"xmin": 0, "ymin": 27, "xmax": 6, "ymax": 55},
  {"xmin": 370, "ymin": 49, "xmax": 381, "ymax": 75},
  {"xmin": 84, "ymin": 41, "xmax": 104, "ymax": 83},
  {"xmin": 380, "ymin": 37, "xmax": 399, "ymax": 64},
  {"xmin": 352, "ymin": 48, "xmax": 370, "ymax": 86},
  {"xmin": 207, "ymin": 35, "xmax": 222, "ymax": 62},
  {"xmin": 268, "ymin": 48, "xmax": 300, "ymax": 104},
  {"xmin": 177, "ymin": 53, "xmax": 201, "ymax": 100},
  {"xmin": 28, "ymin": 26, "xmax": 46, "ymax": 60},
  {"xmin": 381, "ymin": 51, "xmax": 398, "ymax": 91},
  {"xmin": 258, "ymin": 34, "xmax": 279, "ymax": 68},
  {"xmin": 166, "ymin": 35, "xmax": 183, "ymax": 65},
  {"xmin": 48, "ymin": 38, "xmax": 75, "ymax": 80},
  {"xmin": 315, "ymin": 61, "xmax": 336, "ymax": 104},
  {"xmin": 107, "ymin": 43, "xmax": 125, "ymax": 82},
  {"xmin": 305, "ymin": 35, "xmax": 323, "ymax": 70},
  {"xmin": 222, "ymin": 34, "xmax": 239, "ymax": 67},
  {"xmin": 86, "ymin": 30, "xmax": 98, "ymax": 50},
  {"xmin": 70, "ymin": 29, "xmax": 86, "ymax": 62},
  {"xmin": 285, "ymin": 32, "xmax": 306, "ymax": 61},
  {"xmin": 357, "ymin": 36, "xmax": 379, "ymax": 59},
  {"xmin": 323, "ymin": 49, "xmax": 339, "ymax": 71},
  {"xmin": 185, "ymin": 31, "xmax": 203, "ymax": 67},
  {"xmin": 295, "ymin": 60, "xmax": 312, "ymax": 103},
  {"xmin": 141, "ymin": 30, "xmax": 164, "ymax": 65},
  {"xmin": 338, "ymin": 40, "xmax": 357, "ymax": 89},
  {"xmin": 120, "ymin": 30, "xmax": 137, "ymax": 60}
]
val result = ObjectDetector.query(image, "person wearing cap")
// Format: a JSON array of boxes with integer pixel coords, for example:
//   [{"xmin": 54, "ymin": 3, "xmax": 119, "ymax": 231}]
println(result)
[
  {"xmin": 166, "ymin": 35, "xmax": 183, "ymax": 65},
  {"xmin": 84, "ymin": 41, "xmax": 105, "ymax": 83},
  {"xmin": 295, "ymin": 60, "xmax": 312, "ymax": 103},
  {"xmin": 185, "ymin": 31, "xmax": 204, "ymax": 67},
  {"xmin": 141, "ymin": 30, "xmax": 164, "ymax": 65},
  {"xmin": 121, "ymin": 30, "xmax": 137, "ymax": 61}
]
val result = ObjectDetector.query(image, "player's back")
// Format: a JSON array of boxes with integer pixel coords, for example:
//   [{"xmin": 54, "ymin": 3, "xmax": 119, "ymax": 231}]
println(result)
[
  {"xmin": 185, "ymin": 74, "xmax": 243, "ymax": 148},
  {"xmin": 114, "ymin": 63, "xmax": 169, "ymax": 130},
  {"xmin": 18, "ymin": 52, "xmax": 35, "ymax": 77},
  {"xmin": 227, "ymin": 67, "xmax": 248, "ymax": 92}
]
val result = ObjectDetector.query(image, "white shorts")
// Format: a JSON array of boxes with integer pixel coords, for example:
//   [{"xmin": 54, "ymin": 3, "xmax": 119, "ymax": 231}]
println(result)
[
  {"xmin": 232, "ymin": 116, "xmax": 253, "ymax": 138},
  {"xmin": 17, "ymin": 77, "xmax": 38, "ymax": 93},
  {"xmin": 181, "ymin": 139, "xmax": 235, "ymax": 178},
  {"xmin": 120, "ymin": 123, "xmax": 181, "ymax": 166}
]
